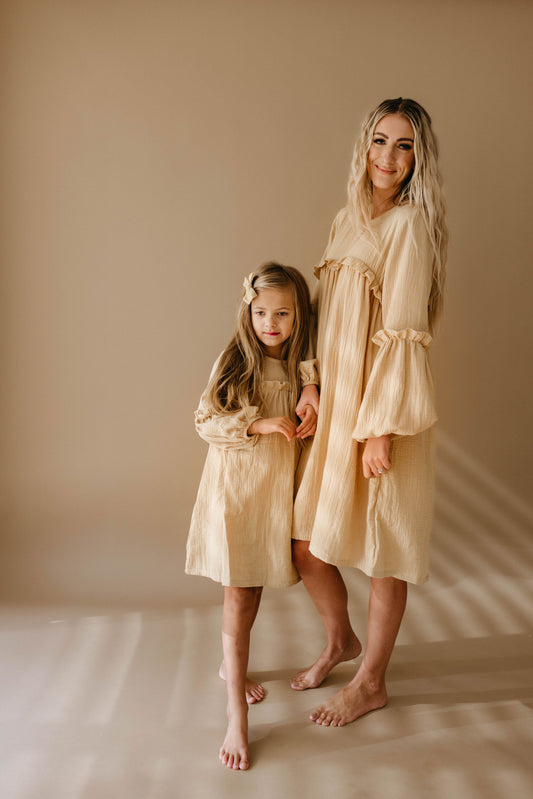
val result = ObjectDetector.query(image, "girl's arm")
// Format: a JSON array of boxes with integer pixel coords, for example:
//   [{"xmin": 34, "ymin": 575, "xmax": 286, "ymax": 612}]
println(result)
[
  {"xmin": 296, "ymin": 355, "xmax": 320, "ymax": 431},
  {"xmin": 195, "ymin": 381, "xmax": 263, "ymax": 449},
  {"xmin": 248, "ymin": 417, "xmax": 298, "ymax": 443}
]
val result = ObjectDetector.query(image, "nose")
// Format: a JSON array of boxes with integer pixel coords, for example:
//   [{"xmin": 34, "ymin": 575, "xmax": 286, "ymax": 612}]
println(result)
[{"xmin": 382, "ymin": 144, "xmax": 396, "ymax": 165}]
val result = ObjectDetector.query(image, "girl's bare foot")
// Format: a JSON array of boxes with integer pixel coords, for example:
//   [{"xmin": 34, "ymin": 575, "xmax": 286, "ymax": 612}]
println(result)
[
  {"xmin": 219, "ymin": 662, "xmax": 265, "ymax": 704},
  {"xmin": 219, "ymin": 703, "xmax": 250, "ymax": 770},
  {"xmin": 310, "ymin": 673, "xmax": 387, "ymax": 727},
  {"xmin": 290, "ymin": 633, "xmax": 362, "ymax": 691}
]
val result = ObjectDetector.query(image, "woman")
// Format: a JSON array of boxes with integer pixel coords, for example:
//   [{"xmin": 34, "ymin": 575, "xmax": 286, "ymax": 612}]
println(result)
[{"xmin": 292, "ymin": 98, "xmax": 447, "ymax": 726}]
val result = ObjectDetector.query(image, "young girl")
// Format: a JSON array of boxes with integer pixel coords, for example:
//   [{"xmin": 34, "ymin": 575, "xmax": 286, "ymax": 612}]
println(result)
[{"xmin": 186, "ymin": 262, "xmax": 318, "ymax": 771}]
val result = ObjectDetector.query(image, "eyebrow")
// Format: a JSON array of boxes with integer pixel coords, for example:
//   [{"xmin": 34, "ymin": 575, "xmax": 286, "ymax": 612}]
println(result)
[
  {"xmin": 253, "ymin": 305, "xmax": 292, "ymax": 311},
  {"xmin": 374, "ymin": 130, "xmax": 414, "ymax": 142}
]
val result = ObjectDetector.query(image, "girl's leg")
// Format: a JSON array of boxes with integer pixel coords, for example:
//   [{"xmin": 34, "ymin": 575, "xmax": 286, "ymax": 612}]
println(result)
[
  {"xmin": 310, "ymin": 576, "xmax": 407, "ymax": 726},
  {"xmin": 290, "ymin": 540, "xmax": 362, "ymax": 690},
  {"xmin": 219, "ymin": 587, "xmax": 265, "ymax": 703},
  {"xmin": 219, "ymin": 586, "xmax": 263, "ymax": 770}
]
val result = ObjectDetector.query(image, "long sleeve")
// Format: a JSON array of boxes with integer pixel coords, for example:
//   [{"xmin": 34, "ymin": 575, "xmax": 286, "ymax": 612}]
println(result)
[
  {"xmin": 194, "ymin": 393, "xmax": 262, "ymax": 449},
  {"xmin": 353, "ymin": 210, "xmax": 438, "ymax": 441},
  {"xmin": 194, "ymin": 356, "xmax": 262, "ymax": 449},
  {"xmin": 299, "ymin": 359, "xmax": 319, "ymax": 386}
]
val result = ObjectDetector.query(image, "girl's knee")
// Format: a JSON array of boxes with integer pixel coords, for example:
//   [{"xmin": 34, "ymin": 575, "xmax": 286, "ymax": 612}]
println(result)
[{"xmin": 225, "ymin": 586, "xmax": 262, "ymax": 612}]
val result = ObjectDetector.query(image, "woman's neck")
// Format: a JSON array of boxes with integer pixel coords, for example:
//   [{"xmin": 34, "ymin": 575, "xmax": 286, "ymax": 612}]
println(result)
[{"xmin": 370, "ymin": 189, "xmax": 397, "ymax": 219}]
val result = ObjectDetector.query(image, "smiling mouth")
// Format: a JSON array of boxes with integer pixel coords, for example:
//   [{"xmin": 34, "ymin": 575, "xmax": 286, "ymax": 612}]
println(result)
[{"xmin": 376, "ymin": 165, "xmax": 395, "ymax": 174}]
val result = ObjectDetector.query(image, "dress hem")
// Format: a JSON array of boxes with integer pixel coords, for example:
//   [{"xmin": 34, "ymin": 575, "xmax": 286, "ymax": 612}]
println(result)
[
  {"xmin": 185, "ymin": 568, "xmax": 301, "ymax": 589},
  {"xmin": 306, "ymin": 544, "xmax": 429, "ymax": 586}
]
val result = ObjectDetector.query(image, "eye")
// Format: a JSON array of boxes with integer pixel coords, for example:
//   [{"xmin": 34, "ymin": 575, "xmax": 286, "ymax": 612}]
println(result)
[
  {"xmin": 373, "ymin": 137, "xmax": 386, "ymax": 145},
  {"xmin": 278, "ymin": 311, "xmax": 289, "ymax": 317},
  {"xmin": 254, "ymin": 310, "xmax": 264, "ymax": 316},
  {"xmin": 398, "ymin": 143, "xmax": 413, "ymax": 151}
]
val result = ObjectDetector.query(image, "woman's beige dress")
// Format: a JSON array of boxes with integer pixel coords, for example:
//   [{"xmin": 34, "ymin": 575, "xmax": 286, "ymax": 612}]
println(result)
[
  {"xmin": 186, "ymin": 356, "xmax": 317, "ymax": 588},
  {"xmin": 293, "ymin": 204, "xmax": 437, "ymax": 585}
]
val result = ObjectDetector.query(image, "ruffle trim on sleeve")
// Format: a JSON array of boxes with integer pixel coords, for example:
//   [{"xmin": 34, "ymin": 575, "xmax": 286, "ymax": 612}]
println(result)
[
  {"xmin": 372, "ymin": 328, "xmax": 432, "ymax": 349},
  {"xmin": 352, "ymin": 328, "xmax": 437, "ymax": 441},
  {"xmin": 314, "ymin": 257, "xmax": 382, "ymax": 302},
  {"xmin": 299, "ymin": 359, "xmax": 319, "ymax": 386},
  {"xmin": 194, "ymin": 404, "xmax": 262, "ymax": 449}
]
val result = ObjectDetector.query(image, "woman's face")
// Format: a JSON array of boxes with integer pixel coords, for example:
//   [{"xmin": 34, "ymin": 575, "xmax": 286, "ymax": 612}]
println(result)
[{"xmin": 367, "ymin": 113, "xmax": 415, "ymax": 197}]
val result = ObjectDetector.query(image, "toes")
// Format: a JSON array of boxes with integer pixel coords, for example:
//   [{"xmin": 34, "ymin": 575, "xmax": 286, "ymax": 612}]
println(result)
[
  {"xmin": 246, "ymin": 685, "xmax": 265, "ymax": 704},
  {"xmin": 310, "ymin": 706, "xmax": 338, "ymax": 726}
]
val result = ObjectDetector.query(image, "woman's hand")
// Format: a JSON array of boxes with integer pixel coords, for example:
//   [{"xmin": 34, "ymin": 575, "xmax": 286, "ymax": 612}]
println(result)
[
  {"xmin": 296, "ymin": 405, "xmax": 318, "ymax": 439},
  {"xmin": 362, "ymin": 435, "xmax": 392, "ymax": 478},
  {"xmin": 296, "ymin": 384, "xmax": 319, "ymax": 417},
  {"xmin": 248, "ymin": 417, "xmax": 297, "ymax": 442}
]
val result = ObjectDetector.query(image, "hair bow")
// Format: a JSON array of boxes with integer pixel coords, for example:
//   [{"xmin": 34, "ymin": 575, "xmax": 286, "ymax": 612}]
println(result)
[{"xmin": 242, "ymin": 272, "xmax": 257, "ymax": 304}]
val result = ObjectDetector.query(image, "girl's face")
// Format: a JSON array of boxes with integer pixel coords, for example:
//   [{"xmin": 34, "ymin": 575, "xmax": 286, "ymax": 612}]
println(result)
[
  {"xmin": 367, "ymin": 113, "xmax": 415, "ymax": 200},
  {"xmin": 251, "ymin": 286, "xmax": 295, "ymax": 359}
]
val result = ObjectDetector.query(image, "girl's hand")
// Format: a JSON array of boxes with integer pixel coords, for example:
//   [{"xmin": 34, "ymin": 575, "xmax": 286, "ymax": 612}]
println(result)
[
  {"xmin": 296, "ymin": 384, "xmax": 319, "ymax": 417},
  {"xmin": 248, "ymin": 417, "xmax": 297, "ymax": 442},
  {"xmin": 362, "ymin": 435, "xmax": 392, "ymax": 478},
  {"xmin": 296, "ymin": 405, "xmax": 318, "ymax": 439}
]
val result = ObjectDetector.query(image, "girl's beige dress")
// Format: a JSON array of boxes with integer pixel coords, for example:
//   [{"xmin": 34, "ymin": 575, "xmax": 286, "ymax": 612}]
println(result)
[
  {"xmin": 293, "ymin": 204, "xmax": 437, "ymax": 585},
  {"xmin": 186, "ymin": 356, "xmax": 317, "ymax": 588}
]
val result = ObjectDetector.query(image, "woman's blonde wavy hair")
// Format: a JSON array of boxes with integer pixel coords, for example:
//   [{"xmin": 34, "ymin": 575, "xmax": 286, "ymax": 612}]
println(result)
[
  {"xmin": 205, "ymin": 262, "xmax": 311, "ymax": 414},
  {"xmin": 347, "ymin": 97, "xmax": 448, "ymax": 329}
]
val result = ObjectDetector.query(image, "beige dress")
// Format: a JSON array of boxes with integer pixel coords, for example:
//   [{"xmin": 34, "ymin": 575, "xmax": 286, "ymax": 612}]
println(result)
[
  {"xmin": 186, "ymin": 356, "xmax": 318, "ymax": 588},
  {"xmin": 293, "ymin": 204, "xmax": 437, "ymax": 585}
]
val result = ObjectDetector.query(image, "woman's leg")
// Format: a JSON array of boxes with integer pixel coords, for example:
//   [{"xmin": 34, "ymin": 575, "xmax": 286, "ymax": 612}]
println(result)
[
  {"xmin": 219, "ymin": 586, "xmax": 265, "ymax": 703},
  {"xmin": 219, "ymin": 586, "xmax": 263, "ymax": 770},
  {"xmin": 290, "ymin": 540, "xmax": 361, "ymax": 690},
  {"xmin": 310, "ymin": 576, "xmax": 407, "ymax": 726}
]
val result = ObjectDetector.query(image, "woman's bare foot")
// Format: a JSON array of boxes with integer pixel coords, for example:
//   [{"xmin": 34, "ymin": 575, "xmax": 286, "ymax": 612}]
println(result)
[
  {"xmin": 219, "ymin": 662, "xmax": 265, "ymax": 704},
  {"xmin": 290, "ymin": 633, "xmax": 362, "ymax": 691},
  {"xmin": 310, "ymin": 672, "xmax": 388, "ymax": 727},
  {"xmin": 219, "ymin": 702, "xmax": 250, "ymax": 770}
]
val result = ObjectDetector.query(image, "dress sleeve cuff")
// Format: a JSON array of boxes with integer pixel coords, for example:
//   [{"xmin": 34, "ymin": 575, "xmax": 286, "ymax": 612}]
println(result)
[
  {"xmin": 352, "ymin": 328, "xmax": 437, "ymax": 441},
  {"xmin": 299, "ymin": 359, "xmax": 320, "ymax": 387},
  {"xmin": 195, "ymin": 404, "xmax": 262, "ymax": 449}
]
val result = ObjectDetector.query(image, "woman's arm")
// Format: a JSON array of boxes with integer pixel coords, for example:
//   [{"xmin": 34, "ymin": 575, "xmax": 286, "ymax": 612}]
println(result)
[{"xmin": 354, "ymin": 211, "xmax": 438, "ymax": 470}]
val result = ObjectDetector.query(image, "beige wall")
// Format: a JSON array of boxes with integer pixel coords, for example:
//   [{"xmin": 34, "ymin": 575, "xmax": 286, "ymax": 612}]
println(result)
[{"xmin": 1, "ymin": 0, "xmax": 532, "ymax": 604}]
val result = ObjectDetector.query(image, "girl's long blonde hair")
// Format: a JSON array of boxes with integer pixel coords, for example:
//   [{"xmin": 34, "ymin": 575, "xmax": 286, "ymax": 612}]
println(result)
[
  {"xmin": 347, "ymin": 97, "xmax": 448, "ymax": 329},
  {"xmin": 205, "ymin": 262, "xmax": 311, "ymax": 414}
]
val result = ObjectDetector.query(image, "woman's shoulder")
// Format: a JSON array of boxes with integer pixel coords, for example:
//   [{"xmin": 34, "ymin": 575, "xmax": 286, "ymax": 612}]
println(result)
[
  {"xmin": 379, "ymin": 204, "xmax": 430, "ymax": 244},
  {"xmin": 328, "ymin": 205, "xmax": 352, "ymax": 234}
]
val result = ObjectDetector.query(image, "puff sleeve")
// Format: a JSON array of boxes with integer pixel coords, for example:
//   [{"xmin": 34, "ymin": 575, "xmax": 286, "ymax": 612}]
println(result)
[
  {"xmin": 299, "ymin": 359, "xmax": 320, "ymax": 387},
  {"xmin": 194, "ymin": 357, "xmax": 262, "ymax": 449},
  {"xmin": 352, "ymin": 210, "xmax": 438, "ymax": 441}
]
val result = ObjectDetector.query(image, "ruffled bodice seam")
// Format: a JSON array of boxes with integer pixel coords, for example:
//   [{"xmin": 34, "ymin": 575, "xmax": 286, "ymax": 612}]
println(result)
[{"xmin": 314, "ymin": 257, "xmax": 382, "ymax": 302}]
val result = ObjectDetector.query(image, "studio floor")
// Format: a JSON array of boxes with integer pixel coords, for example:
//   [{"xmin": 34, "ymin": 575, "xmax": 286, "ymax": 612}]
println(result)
[{"xmin": 1, "ymin": 446, "xmax": 533, "ymax": 799}]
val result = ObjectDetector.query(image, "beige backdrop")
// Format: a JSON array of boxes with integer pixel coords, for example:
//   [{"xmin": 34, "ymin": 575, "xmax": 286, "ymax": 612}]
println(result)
[{"xmin": 1, "ymin": 0, "xmax": 532, "ymax": 605}]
